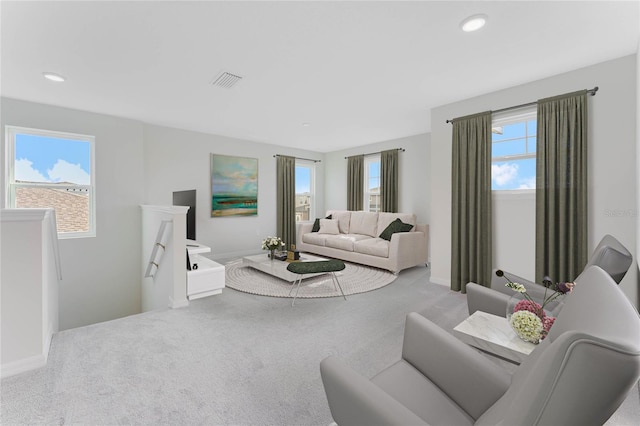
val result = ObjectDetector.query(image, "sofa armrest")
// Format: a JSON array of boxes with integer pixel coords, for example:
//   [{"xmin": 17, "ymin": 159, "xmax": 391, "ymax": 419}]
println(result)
[
  {"xmin": 320, "ymin": 355, "xmax": 427, "ymax": 426},
  {"xmin": 296, "ymin": 222, "xmax": 314, "ymax": 248},
  {"xmin": 388, "ymin": 225, "xmax": 428, "ymax": 270},
  {"xmin": 401, "ymin": 313, "xmax": 510, "ymax": 420},
  {"xmin": 466, "ymin": 282, "xmax": 511, "ymax": 317},
  {"xmin": 297, "ymin": 222, "xmax": 313, "ymax": 234}
]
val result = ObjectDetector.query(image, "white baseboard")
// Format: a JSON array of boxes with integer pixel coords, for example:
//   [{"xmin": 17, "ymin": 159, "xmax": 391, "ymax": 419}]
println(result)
[
  {"xmin": 430, "ymin": 276, "xmax": 450, "ymax": 287},
  {"xmin": 1, "ymin": 326, "xmax": 54, "ymax": 379},
  {"xmin": 170, "ymin": 297, "xmax": 189, "ymax": 309},
  {"xmin": 1, "ymin": 353, "xmax": 47, "ymax": 379}
]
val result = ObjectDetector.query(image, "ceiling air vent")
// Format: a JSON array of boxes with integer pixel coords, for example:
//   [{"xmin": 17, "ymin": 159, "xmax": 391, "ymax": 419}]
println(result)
[{"xmin": 210, "ymin": 71, "xmax": 243, "ymax": 89}]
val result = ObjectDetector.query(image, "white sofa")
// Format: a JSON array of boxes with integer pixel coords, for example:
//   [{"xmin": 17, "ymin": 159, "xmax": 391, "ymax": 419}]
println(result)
[{"xmin": 296, "ymin": 210, "xmax": 428, "ymax": 274}]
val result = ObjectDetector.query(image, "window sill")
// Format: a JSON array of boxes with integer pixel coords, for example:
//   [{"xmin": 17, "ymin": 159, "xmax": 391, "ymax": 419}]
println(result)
[{"xmin": 492, "ymin": 189, "xmax": 535, "ymax": 200}]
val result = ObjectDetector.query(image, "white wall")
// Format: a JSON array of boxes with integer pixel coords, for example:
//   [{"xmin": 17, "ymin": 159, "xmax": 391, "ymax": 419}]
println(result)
[
  {"xmin": 431, "ymin": 55, "xmax": 638, "ymax": 307},
  {"xmin": 636, "ymin": 38, "xmax": 640, "ymax": 309},
  {"xmin": 492, "ymin": 191, "xmax": 536, "ymax": 280},
  {"xmin": 1, "ymin": 213, "xmax": 46, "ymax": 369},
  {"xmin": 1, "ymin": 209, "xmax": 59, "ymax": 377},
  {"xmin": 323, "ymin": 133, "xmax": 431, "ymax": 225},
  {"xmin": 142, "ymin": 123, "xmax": 324, "ymax": 259},
  {"xmin": 1, "ymin": 98, "xmax": 146, "ymax": 330}
]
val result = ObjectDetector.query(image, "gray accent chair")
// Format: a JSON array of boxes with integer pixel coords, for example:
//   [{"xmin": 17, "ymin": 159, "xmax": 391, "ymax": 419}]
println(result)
[
  {"xmin": 320, "ymin": 265, "xmax": 640, "ymax": 425},
  {"xmin": 467, "ymin": 234, "xmax": 633, "ymax": 317}
]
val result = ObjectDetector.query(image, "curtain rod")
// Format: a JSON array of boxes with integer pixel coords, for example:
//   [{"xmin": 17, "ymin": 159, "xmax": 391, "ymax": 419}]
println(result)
[
  {"xmin": 273, "ymin": 154, "xmax": 321, "ymax": 163},
  {"xmin": 445, "ymin": 86, "xmax": 599, "ymax": 124},
  {"xmin": 344, "ymin": 148, "xmax": 405, "ymax": 159}
]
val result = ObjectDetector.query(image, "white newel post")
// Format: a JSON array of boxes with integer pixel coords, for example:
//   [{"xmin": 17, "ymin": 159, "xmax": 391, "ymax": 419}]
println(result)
[
  {"xmin": 1, "ymin": 208, "xmax": 61, "ymax": 378},
  {"xmin": 140, "ymin": 205, "xmax": 189, "ymax": 312}
]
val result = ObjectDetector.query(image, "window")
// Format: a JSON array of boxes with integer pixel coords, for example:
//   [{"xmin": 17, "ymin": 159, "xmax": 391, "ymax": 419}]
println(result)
[
  {"xmin": 295, "ymin": 160, "xmax": 315, "ymax": 222},
  {"xmin": 5, "ymin": 126, "xmax": 96, "ymax": 238},
  {"xmin": 364, "ymin": 155, "xmax": 380, "ymax": 212},
  {"xmin": 492, "ymin": 108, "xmax": 537, "ymax": 190}
]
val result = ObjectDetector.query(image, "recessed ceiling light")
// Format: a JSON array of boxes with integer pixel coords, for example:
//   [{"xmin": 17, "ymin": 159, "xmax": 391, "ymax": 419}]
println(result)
[
  {"xmin": 302, "ymin": 122, "xmax": 310, "ymax": 127},
  {"xmin": 460, "ymin": 14, "xmax": 488, "ymax": 32},
  {"xmin": 43, "ymin": 72, "xmax": 66, "ymax": 82}
]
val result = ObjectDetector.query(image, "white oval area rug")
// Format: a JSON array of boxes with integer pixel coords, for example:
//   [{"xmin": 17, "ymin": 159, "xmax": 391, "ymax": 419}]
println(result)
[{"xmin": 225, "ymin": 259, "xmax": 397, "ymax": 298}]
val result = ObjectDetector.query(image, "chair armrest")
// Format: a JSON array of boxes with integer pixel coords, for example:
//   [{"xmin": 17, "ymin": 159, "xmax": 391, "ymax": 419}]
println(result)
[
  {"xmin": 466, "ymin": 282, "xmax": 511, "ymax": 317},
  {"xmin": 401, "ymin": 313, "xmax": 510, "ymax": 419},
  {"xmin": 491, "ymin": 269, "xmax": 562, "ymax": 311},
  {"xmin": 490, "ymin": 269, "xmax": 539, "ymax": 296},
  {"xmin": 320, "ymin": 355, "xmax": 428, "ymax": 426}
]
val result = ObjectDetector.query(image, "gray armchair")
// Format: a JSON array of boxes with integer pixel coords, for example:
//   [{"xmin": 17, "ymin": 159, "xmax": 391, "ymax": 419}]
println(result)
[
  {"xmin": 320, "ymin": 265, "xmax": 640, "ymax": 425},
  {"xmin": 467, "ymin": 234, "xmax": 633, "ymax": 317}
]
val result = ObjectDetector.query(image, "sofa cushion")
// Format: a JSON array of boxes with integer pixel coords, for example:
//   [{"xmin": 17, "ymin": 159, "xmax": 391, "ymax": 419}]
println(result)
[
  {"xmin": 378, "ymin": 212, "xmax": 416, "ymax": 236},
  {"xmin": 354, "ymin": 238, "xmax": 390, "ymax": 258},
  {"xmin": 318, "ymin": 219, "xmax": 340, "ymax": 235},
  {"xmin": 302, "ymin": 232, "xmax": 330, "ymax": 246},
  {"xmin": 379, "ymin": 218, "xmax": 414, "ymax": 241},
  {"xmin": 312, "ymin": 214, "xmax": 332, "ymax": 232},
  {"xmin": 327, "ymin": 210, "xmax": 352, "ymax": 234},
  {"xmin": 349, "ymin": 211, "xmax": 379, "ymax": 237},
  {"xmin": 325, "ymin": 234, "xmax": 369, "ymax": 252}
]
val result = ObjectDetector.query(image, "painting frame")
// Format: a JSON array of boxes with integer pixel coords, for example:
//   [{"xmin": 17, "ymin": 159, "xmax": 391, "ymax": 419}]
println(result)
[{"xmin": 210, "ymin": 154, "xmax": 258, "ymax": 217}]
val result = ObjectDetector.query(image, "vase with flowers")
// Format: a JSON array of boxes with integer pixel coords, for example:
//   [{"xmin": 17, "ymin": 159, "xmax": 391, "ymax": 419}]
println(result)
[
  {"xmin": 261, "ymin": 236, "xmax": 285, "ymax": 261},
  {"xmin": 496, "ymin": 270, "xmax": 575, "ymax": 344}
]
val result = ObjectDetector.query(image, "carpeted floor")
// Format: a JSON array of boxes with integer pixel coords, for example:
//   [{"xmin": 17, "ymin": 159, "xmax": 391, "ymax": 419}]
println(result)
[{"xmin": 1, "ymin": 261, "xmax": 638, "ymax": 425}]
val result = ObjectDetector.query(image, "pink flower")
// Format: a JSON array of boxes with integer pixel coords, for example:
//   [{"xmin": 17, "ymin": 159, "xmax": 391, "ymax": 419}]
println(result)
[
  {"xmin": 513, "ymin": 299, "xmax": 545, "ymax": 318},
  {"xmin": 556, "ymin": 281, "xmax": 576, "ymax": 294},
  {"xmin": 541, "ymin": 316, "xmax": 556, "ymax": 339}
]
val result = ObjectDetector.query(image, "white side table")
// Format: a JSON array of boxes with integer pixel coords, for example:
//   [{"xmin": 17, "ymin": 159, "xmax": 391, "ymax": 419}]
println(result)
[
  {"xmin": 453, "ymin": 311, "xmax": 536, "ymax": 364},
  {"xmin": 187, "ymin": 241, "xmax": 225, "ymax": 300}
]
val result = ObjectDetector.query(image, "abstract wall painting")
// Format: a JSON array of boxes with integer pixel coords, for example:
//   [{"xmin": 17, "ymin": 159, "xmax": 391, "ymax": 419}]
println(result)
[{"xmin": 210, "ymin": 154, "xmax": 258, "ymax": 217}]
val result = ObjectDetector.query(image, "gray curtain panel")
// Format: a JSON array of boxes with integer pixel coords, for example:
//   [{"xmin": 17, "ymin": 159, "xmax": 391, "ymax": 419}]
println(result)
[
  {"xmin": 451, "ymin": 111, "xmax": 492, "ymax": 293},
  {"xmin": 535, "ymin": 90, "xmax": 588, "ymax": 283},
  {"xmin": 276, "ymin": 155, "xmax": 296, "ymax": 251},
  {"xmin": 347, "ymin": 155, "xmax": 364, "ymax": 211},
  {"xmin": 381, "ymin": 149, "xmax": 399, "ymax": 213}
]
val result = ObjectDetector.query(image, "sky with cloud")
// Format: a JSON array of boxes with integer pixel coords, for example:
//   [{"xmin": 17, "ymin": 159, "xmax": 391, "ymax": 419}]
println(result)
[
  {"xmin": 15, "ymin": 134, "xmax": 91, "ymax": 185},
  {"xmin": 295, "ymin": 165, "xmax": 311, "ymax": 193},
  {"xmin": 491, "ymin": 119, "xmax": 536, "ymax": 190},
  {"xmin": 491, "ymin": 159, "xmax": 536, "ymax": 190}
]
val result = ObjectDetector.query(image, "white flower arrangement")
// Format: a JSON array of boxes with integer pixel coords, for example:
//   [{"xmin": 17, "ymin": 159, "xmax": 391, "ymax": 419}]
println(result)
[
  {"xmin": 505, "ymin": 281, "xmax": 527, "ymax": 293},
  {"xmin": 261, "ymin": 236, "xmax": 284, "ymax": 251},
  {"xmin": 496, "ymin": 269, "xmax": 575, "ymax": 342},
  {"xmin": 509, "ymin": 310, "xmax": 543, "ymax": 344}
]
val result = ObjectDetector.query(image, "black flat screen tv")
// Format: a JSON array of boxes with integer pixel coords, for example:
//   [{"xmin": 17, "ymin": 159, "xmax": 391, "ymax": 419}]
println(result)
[{"xmin": 173, "ymin": 189, "xmax": 196, "ymax": 241}]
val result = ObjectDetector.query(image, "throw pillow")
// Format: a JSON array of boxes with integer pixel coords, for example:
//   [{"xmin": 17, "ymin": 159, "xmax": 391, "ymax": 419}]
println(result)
[
  {"xmin": 312, "ymin": 214, "xmax": 332, "ymax": 232},
  {"xmin": 318, "ymin": 219, "xmax": 340, "ymax": 235},
  {"xmin": 379, "ymin": 218, "xmax": 414, "ymax": 241}
]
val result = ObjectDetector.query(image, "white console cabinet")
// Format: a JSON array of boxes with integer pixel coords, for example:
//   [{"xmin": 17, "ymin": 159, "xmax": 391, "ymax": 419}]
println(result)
[
  {"xmin": 187, "ymin": 241, "xmax": 225, "ymax": 300},
  {"xmin": 141, "ymin": 205, "xmax": 225, "ymax": 312}
]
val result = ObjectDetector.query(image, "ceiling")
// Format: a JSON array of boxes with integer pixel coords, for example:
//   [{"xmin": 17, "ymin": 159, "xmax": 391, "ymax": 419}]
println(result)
[{"xmin": 1, "ymin": 1, "xmax": 638, "ymax": 153}]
